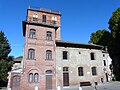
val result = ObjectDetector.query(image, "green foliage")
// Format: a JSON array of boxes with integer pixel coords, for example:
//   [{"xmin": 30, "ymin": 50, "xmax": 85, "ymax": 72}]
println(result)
[
  {"xmin": 0, "ymin": 31, "xmax": 13, "ymax": 87},
  {"xmin": 108, "ymin": 8, "xmax": 120, "ymax": 38},
  {"xmin": 90, "ymin": 8, "xmax": 120, "ymax": 81},
  {"xmin": 0, "ymin": 31, "xmax": 11, "ymax": 59},
  {"xmin": 90, "ymin": 29, "xmax": 111, "ymax": 46},
  {"xmin": 108, "ymin": 8, "xmax": 120, "ymax": 81}
]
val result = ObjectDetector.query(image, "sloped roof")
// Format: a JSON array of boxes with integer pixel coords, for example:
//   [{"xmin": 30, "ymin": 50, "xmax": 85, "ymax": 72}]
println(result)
[{"xmin": 56, "ymin": 40, "xmax": 104, "ymax": 50}]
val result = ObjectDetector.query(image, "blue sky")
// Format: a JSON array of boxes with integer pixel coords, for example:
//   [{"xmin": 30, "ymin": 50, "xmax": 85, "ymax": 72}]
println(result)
[{"xmin": 0, "ymin": 0, "xmax": 119, "ymax": 57}]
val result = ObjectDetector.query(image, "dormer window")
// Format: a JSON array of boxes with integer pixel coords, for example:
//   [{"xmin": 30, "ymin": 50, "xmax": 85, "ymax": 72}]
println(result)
[
  {"xmin": 52, "ymin": 16, "xmax": 57, "ymax": 24},
  {"xmin": 33, "ymin": 13, "xmax": 38, "ymax": 21}
]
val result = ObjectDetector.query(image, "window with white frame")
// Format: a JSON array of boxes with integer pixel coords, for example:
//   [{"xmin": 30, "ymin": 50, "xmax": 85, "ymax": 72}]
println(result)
[
  {"xmin": 33, "ymin": 13, "xmax": 38, "ymax": 21},
  {"xmin": 51, "ymin": 16, "xmax": 57, "ymax": 24}
]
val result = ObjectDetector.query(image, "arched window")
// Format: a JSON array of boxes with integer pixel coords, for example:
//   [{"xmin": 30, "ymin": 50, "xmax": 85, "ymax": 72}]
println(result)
[
  {"xmin": 46, "ymin": 70, "xmax": 52, "ymax": 75},
  {"xmin": 46, "ymin": 31, "xmax": 52, "ymax": 40},
  {"xmin": 92, "ymin": 67, "xmax": 97, "ymax": 76},
  {"xmin": 46, "ymin": 50, "xmax": 52, "ymax": 60},
  {"xmin": 29, "ymin": 73, "xmax": 33, "ymax": 83},
  {"xmin": 29, "ymin": 29, "xmax": 36, "ymax": 38},
  {"xmin": 34, "ymin": 73, "xmax": 39, "ymax": 83},
  {"xmin": 78, "ymin": 67, "xmax": 84, "ymax": 76},
  {"xmin": 28, "ymin": 49, "xmax": 35, "ymax": 60},
  {"xmin": 63, "ymin": 67, "xmax": 69, "ymax": 72}
]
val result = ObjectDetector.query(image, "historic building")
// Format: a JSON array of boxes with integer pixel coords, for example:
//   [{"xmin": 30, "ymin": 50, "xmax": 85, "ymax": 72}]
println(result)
[{"xmin": 7, "ymin": 7, "xmax": 112, "ymax": 90}]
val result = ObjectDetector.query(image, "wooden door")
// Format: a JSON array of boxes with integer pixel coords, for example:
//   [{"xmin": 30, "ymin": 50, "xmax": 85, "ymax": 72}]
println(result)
[
  {"xmin": 46, "ymin": 75, "xmax": 52, "ymax": 90},
  {"xmin": 63, "ymin": 73, "xmax": 69, "ymax": 86}
]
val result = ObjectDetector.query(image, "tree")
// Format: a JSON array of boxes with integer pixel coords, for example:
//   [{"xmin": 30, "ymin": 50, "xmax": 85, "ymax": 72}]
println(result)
[
  {"xmin": 108, "ymin": 8, "xmax": 120, "ymax": 81},
  {"xmin": 90, "ymin": 8, "xmax": 120, "ymax": 81},
  {"xmin": 90, "ymin": 29, "xmax": 111, "ymax": 46},
  {"xmin": 0, "ymin": 31, "xmax": 14, "ymax": 87}
]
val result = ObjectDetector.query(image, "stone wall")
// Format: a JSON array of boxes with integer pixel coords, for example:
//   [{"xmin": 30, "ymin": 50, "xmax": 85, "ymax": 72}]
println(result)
[{"xmin": 56, "ymin": 47, "xmax": 103, "ymax": 88}]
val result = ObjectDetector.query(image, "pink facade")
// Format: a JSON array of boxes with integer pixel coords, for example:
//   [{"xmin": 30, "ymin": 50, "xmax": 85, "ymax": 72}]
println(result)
[{"xmin": 10, "ymin": 7, "xmax": 61, "ymax": 90}]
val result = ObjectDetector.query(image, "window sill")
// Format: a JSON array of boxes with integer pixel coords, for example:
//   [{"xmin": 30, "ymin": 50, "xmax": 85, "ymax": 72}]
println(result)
[
  {"xmin": 92, "ymin": 75, "xmax": 97, "ymax": 76},
  {"xmin": 45, "ymin": 59, "xmax": 53, "ymax": 61},
  {"xmin": 45, "ymin": 39, "xmax": 53, "ymax": 41},
  {"xmin": 28, "ymin": 37, "xmax": 37, "ymax": 39},
  {"xmin": 78, "ymin": 75, "xmax": 84, "ymax": 77},
  {"xmin": 27, "ymin": 58, "xmax": 36, "ymax": 60},
  {"xmin": 63, "ymin": 59, "xmax": 68, "ymax": 61},
  {"xmin": 63, "ymin": 86, "xmax": 70, "ymax": 88},
  {"xmin": 28, "ymin": 82, "xmax": 39, "ymax": 84}
]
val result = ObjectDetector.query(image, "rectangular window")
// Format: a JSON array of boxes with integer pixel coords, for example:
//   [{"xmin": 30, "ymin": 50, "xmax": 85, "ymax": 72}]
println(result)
[
  {"xmin": 103, "ymin": 54, "xmax": 105, "ymax": 57},
  {"xmin": 91, "ymin": 53, "xmax": 95, "ymax": 60},
  {"xmin": 33, "ymin": 13, "xmax": 38, "ymax": 21},
  {"xmin": 103, "ymin": 60, "xmax": 106, "ymax": 66},
  {"xmin": 29, "ymin": 29, "xmax": 36, "ymax": 39},
  {"xmin": 28, "ymin": 49, "xmax": 35, "ymax": 60},
  {"xmin": 46, "ymin": 31, "xmax": 52, "ymax": 40},
  {"xmin": 78, "ymin": 67, "xmax": 84, "ymax": 76},
  {"xmin": 63, "ymin": 51, "xmax": 68, "ymax": 60},
  {"xmin": 46, "ymin": 50, "xmax": 52, "ymax": 60},
  {"xmin": 51, "ymin": 16, "xmax": 57, "ymax": 25},
  {"xmin": 92, "ymin": 67, "xmax": 97, "ymax": 76},
  {"xmin": 42, "ymin": 15, "xmax": 46, "ymax": 22}
]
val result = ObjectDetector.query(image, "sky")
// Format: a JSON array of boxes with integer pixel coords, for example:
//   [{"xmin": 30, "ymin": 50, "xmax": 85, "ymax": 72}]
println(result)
[{"xmin": 0, "ymin": 0, "xmax": 120, "ymax": 57}]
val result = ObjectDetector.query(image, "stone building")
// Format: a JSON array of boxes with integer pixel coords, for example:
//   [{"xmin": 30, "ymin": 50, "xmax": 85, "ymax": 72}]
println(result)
[{"xmin": 7, "ymin": 7, "xmax": 112, "ymax": 90}]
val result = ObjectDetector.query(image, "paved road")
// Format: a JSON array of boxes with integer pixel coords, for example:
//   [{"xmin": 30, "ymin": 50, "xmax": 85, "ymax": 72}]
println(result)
[
  {"xmin": 1, "ymin": 82, "xmax": 120, "ymax": 90},
  {"xmin": 96, "ymin": 82, "xmax": 120, "ymax": 90},
  {"xmin": 62, "ymin": 81, "xmax": 120, "ymax": 90}
]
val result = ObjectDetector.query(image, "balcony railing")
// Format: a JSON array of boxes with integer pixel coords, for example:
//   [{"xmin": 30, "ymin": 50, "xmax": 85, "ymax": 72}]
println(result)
[{"xmin": 28, "ymin": 17, "xmax": 58, "ymax": 26}]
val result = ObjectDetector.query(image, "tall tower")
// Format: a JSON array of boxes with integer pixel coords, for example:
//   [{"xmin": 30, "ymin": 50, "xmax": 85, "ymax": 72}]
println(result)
[{"xmin": 22, "ymin": 7, "xmax": 61, "ymax": 90}]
